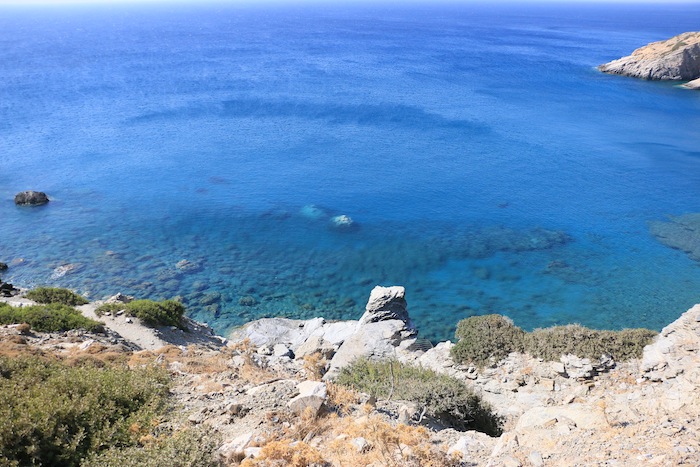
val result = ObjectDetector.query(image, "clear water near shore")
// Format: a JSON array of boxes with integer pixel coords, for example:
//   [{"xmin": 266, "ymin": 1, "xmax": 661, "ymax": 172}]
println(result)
[{"xmin": 2, "ymin": 2, "xmax": 700, "ymax": 342}]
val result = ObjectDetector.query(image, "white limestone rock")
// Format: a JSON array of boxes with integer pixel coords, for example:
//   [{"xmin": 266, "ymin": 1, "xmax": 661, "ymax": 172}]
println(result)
[
  {"xmin": 287, "ymin": 381, "xmax": 327, "ymax": 415},
  {"xmin": 359, "ymin": 285, "xmax": 411, "ymax": 326}
]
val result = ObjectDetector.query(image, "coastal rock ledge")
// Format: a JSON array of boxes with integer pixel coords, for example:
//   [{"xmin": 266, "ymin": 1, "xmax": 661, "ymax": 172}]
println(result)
[{"xmin": 598, "ymin": 31, "xmax": 700, "ymax": 82}]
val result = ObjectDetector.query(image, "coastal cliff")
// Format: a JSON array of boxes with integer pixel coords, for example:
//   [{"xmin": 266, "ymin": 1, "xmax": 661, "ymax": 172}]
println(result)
[
  {"xmin": 2, "ymin": 286, "xmax": 700, "ymax": 465},
  {"xmin": 599, "ymin": 31, "xmax": 700, "ymax": 83}
]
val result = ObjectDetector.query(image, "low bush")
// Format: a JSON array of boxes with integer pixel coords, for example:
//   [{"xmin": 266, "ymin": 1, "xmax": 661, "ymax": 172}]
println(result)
[
  {"xmin": 96, "ymin": 299, "xmax": 186, "ymax": 329},
  {"xmin": 81, "ymin": 427, "xmax": 222, "ymax": 467},
  {"xmin": 524, "ymin": 325, "xmax": 657, "ymax": 361},
  {"xmin": 0, "ymin": 302, "xmax": 103, "ymax": 333},
  {"xmin": 451, "ymin": 314, "xmax": 525, "ymax": 367},
  {"xmin": 0, "ymin": 355, "xmax": 170, "ymax": 467},
  {"xmin": 336, "ymin": 358, "xmax": 502, "ymax": 436},
  {"xmin": 451, "ymin": 315, "xmax": 657, "ymax": 366},
  {"xmin": 95, "ymin": 302, "xmax": 125, "ymax": 316},
  {"xmin": 25, "ymin": 287, "xmax": 89, "ymax": 306}
]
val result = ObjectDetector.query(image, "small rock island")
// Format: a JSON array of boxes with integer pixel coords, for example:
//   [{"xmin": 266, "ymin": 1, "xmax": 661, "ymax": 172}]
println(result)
[{"xmin": 598, "ymin": 31, "xmax": 700, "ymax": 89}]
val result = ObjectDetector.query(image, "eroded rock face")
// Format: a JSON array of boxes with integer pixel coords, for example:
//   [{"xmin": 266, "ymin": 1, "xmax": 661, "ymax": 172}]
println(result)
[
  {"xmin": 599, "ymin": 31, "xmax": 700, "ymax": 81},
  {"xmin": 14, "ymin": 190, "xmax": 49, "ymax": 206},
  {"xmin": 641, "ymin": 303, "xmax": 700, "ymax": 382}
]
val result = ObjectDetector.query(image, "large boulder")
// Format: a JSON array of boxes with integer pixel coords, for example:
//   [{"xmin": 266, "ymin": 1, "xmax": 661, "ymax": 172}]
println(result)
[
  {"xmin": 325, "ymin": 319, "xmax": 415, "ymax": 378},
  {"xmin": 358, "ymin": 285, "xmax": 411, "ymax": 326},
  {"xmin": 599, "ymin": 31, "xmax": 700, "ymax": 81},
  {"xmin": 228, "ymin": 316, "xmax": 358, "ymax": 356},
  {"xmin": 287, "ymin": 380, "xmax": 327, "ymax": 415},
  {"xmin": 14, "ymin": 190, "xmax": 49, "ymax": 206},
  {"xmin": 228, "ymin": 317, "xmax": 326, "ymax": 349},
  {"xmin": 515, "ymin": 404, "xmax": 609, "ymax": 431},
  {"xmin": 0, "ymin": 282, "xmax": 20, "ymax": 297},
  {"xmin": 325, "ymin": 286, "xmax": 422, "ymax": 379}
]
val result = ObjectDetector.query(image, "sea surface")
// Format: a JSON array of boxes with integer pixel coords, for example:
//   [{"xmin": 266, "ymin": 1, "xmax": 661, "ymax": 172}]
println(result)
[{"xmin": 2, "ymin": 1, "xmax": 700, "ymax": 342}]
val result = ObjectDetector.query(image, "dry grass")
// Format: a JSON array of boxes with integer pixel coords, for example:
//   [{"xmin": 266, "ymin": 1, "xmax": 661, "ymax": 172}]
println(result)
[
  {"xmin": 326, "ymin": 382, "xmax": 360, "ymax": 416},
  {"xmin": 325, "ymin": 414, "xmax": 459, "ymax": 467},
  {"xmin": 239, "ymin": 386, "xmax": 459, "ymax": 467},
  {"xmin": 240, "ymin": 439, "xmax": 325, "ymax": 467},
  {"xmin": 302, "ymin": 352, "xmax": 327, "ymax": 381}
]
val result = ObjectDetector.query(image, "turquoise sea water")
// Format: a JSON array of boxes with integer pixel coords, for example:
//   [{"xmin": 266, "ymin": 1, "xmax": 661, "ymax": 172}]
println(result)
[{"xmin": 2, "ymin": 2, "xmax": 700, "ymax": 342}]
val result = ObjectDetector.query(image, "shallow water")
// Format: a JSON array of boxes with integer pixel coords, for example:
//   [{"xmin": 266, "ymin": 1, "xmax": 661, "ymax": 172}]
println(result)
[{"xmin": 1, "ymin": 2, "xmax": 700, "ymax": 342}]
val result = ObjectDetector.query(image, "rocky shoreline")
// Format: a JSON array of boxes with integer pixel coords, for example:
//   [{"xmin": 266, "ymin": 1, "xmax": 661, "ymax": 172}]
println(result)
[
  {"xmin": 2, "ymin": 285, "xmax": 700, "ymax": 465},
  {"xmin": 599, "ymin": 31, "xmax": 700, "ymax": 88}
]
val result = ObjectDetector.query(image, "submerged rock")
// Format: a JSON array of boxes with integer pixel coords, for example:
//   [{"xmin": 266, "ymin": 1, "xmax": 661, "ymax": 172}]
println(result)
[
  {"xmin": 0, "ymin": 263, "xmax": 7, "ymax": 272},
  {"xmin": 175, "ymin": 259, "xmax": 201, "ymax": 273},
  {"xmin": 14, "ymin": 190, "xmax": 49, "ymax": 206},
  {"xmin": 329, "ymin": 214, "xmax": 357, "ymax": 231},
  {"xmin": 649, "ymin": 213, "xmax": 700, "ymax": 261},
  {"xmin": 598, "ymin": 31, "xmax": 700, "ymax": 81},
  {"xmin": 51, "ymin": 263, "xmax": 84, "ymax": 279},
  {"xmin": 300, "ymin": 204, "xmax": 329, "ymax": 220}
]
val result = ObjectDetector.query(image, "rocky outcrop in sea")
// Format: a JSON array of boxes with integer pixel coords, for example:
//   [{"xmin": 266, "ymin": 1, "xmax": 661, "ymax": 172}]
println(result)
[
  {"xmin": 599, "ymin": 31, "xmax": 700, "ymax": 85},
  {"xmin": 14, "ymin": 190, "xmax": 49, "ymax": 206}
]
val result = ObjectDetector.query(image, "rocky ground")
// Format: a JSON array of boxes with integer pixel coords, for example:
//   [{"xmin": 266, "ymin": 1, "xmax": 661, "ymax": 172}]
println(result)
[
  {"xmin": 2, "ymin": 287, "xmax": 700, "ymax": 466},
  {"xmin": 598, "ymin": 31, "xmax": 700, "ymax": 85}
]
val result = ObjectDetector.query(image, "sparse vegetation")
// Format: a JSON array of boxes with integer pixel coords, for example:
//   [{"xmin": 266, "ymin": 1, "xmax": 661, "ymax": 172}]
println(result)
[
  {"xmin": 0, "ymin": 302, "xmax": 103, "ymax": 333},
  {"xmin": 96, "ymin": 299, "xmax": 186, "ymax": 329},
  {"xmin": 336, "ymin": 358, "xmax": 502, "ymax": 436},
  {"xmin": 81, "ymin": 427, "xmax": 222, "ymax": 467},
  {"xmin": 451, "ymin": 314, "xmax": 525, "ymax": 367},
  {"xmin": 26, "ymin": 287, "xmax": 89, "ymax": 306},
  {"xmin": 240, "ymin": 439, "xmax": 324, "ymax": 467},
  {"xmin": 0, "ymin": 354, "xmax": 170, "ymax": 467},
  {"xmin": 671, "ymin": 40, "xmax": 687, "ymax": 52},
  {"xmin": 451, "ymin": 315, "xmax": 657, "ymax": 366},
  {"xmin": 524, "ymin": 325, "xmax": 657, "ymax": 361}
]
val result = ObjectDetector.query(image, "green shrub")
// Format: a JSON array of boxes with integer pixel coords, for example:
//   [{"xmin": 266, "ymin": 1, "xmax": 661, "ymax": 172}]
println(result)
[
  {"xmin": 96, "ymin": 300, "xmax": 186, "ymax": 329},
  {"xmin": 124, "ymin": 300, "xmax": 185, "ymax": 329},
  {"xmin": 0, "ymin": 302, "xmax": 103, "ymax": 333},
  {"xmin": 524, "ymin": 325, "xmax": 657, "ymax": 361},
  {"xmin": 94, "ymin": 303, "xmax": 127, "ymax": 316},
  {"xmin": 336, "ymin": 358, "xmax": 502, "ymax": 436},
  {"xmin": 451, "ymin": 314, "xmax": 657, "ymax": 365},
  {"xmin": 26, "ymin": 287, "xmax": 89, "ymax": 306},
  {"xmin": 81, "ymin": 428, "xmax": 222, "ymax": 467},
  {"xmin": 0, "ymin": 355, "xmax": 170, "ymax": 467},
  {"xmin": 451, "ymin": 314, "xmax": 525, "ymax": 367}
]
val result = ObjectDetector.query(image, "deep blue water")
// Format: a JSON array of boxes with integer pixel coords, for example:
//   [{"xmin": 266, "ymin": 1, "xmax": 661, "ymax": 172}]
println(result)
[{"xmin": 2, "ymin": 2, "xmax": 700, "ymax": 342}]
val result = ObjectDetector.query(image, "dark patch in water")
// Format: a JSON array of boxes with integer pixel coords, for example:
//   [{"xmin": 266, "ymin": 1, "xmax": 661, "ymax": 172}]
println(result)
[{"xmin": 126, "ymin": 98, "xmax": 489, "ymax": 133}]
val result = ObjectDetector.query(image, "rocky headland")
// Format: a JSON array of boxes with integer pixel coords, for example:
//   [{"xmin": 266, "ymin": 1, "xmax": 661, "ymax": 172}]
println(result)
[
  {"xmin": 1, "ymin": 285, "xmax": 700, "ymax": 465},
  {"xmin": 599, "ymin": 31, "xmax": 700, "ymax": 87}
]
